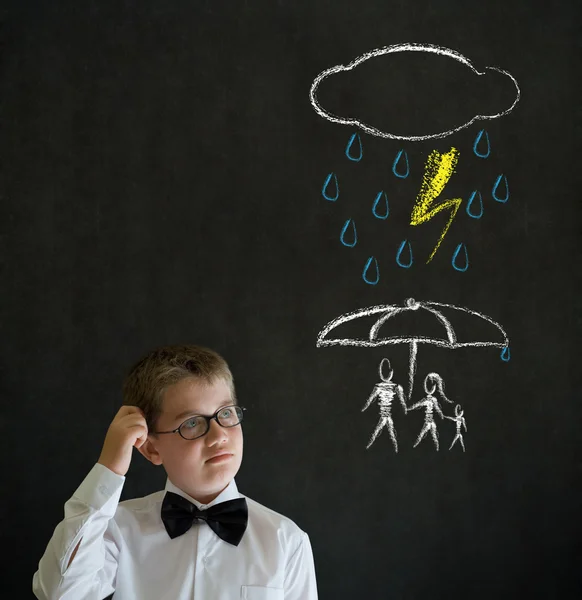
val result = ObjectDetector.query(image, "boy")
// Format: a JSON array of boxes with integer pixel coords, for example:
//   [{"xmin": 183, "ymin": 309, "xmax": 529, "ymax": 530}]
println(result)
[{"xmin": 33, "ymin": 344, "xmax": 318, "ymax": 599}]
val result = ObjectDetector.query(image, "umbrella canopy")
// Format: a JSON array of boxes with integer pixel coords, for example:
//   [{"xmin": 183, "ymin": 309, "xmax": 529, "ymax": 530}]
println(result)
[{"xmin": 316, "ymin": 297, "xmax": 510, "ymax": 398}]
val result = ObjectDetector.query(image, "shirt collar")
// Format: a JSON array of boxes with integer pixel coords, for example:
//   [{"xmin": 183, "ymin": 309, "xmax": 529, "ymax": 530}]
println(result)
[{"xmin": 164, "ymin": 477, "xmax": 240, "ymax": 510}]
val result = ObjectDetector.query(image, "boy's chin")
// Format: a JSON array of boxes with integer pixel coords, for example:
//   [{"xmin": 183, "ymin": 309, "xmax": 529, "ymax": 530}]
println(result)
[{"xmin": 206, "ymin": 464, "xmax": 240, "ymax": 485}]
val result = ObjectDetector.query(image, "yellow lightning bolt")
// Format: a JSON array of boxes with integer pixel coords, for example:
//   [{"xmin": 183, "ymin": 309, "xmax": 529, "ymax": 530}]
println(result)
[{"xmin": 410, "ymin": 147, "xmax": 461, "ymax": 263}]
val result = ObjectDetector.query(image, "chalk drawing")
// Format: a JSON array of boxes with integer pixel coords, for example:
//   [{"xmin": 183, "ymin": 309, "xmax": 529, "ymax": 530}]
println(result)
[
  {"xmin": 309, "ymin": 43, "xmax": 521, "ymax": 141},
  {"xmin": 408, "ymin": 373, "xmax": 452, "ymax": 451},
  {"xmin": 410, "ymin": 147, "xmax": 461, "ymax": 262},
  {"xmin": 446, "ymin": 404, "xmax": 467, "ymax": 451},
  {"xmin": 362, "ymin": 358, "xmax": 408, "ymax": 451},
  {"xmin": 316, "ymin": 297, "xmax": 510, "ymax": 401}
]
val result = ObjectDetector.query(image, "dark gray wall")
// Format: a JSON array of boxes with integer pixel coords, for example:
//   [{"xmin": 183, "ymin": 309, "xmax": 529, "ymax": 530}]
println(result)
[{"xmin": 3, "ymin": 1, "xmax": 581, "ymax": 597}]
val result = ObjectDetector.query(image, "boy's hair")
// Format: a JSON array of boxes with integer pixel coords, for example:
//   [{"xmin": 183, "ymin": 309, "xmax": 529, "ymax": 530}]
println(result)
[{"xmin": 121, "ymin": 344, "xmax": 236, "ymax": 436}]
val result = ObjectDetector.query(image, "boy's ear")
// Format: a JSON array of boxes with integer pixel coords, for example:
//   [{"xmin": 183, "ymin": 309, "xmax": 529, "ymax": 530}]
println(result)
[{"xmin": 136, "ymin": 436, "xmax": 163, "ymax": 465}]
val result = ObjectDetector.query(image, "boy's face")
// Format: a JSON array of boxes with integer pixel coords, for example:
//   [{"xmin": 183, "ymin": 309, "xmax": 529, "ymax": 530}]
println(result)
[{"xmin": 138, "ymin": 376, "xmax": 243, "ymax": 504}]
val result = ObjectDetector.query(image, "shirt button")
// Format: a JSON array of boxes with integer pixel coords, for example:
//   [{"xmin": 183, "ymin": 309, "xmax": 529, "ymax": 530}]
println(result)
[{"xmin": 98, "ymin": 485, "xmax": 108, "ymax": 494}]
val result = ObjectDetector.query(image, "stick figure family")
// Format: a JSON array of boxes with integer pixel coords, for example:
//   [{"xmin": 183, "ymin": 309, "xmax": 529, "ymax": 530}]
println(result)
[{"xmin": 362, "ymin": 358, "xmax": 467, "ymax": 452}]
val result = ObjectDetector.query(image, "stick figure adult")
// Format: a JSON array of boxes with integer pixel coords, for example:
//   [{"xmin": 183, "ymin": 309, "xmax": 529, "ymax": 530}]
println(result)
[
  {"xmin": 409, "ymin": 372, "xmax": 453, "ymax": 451},
  {"xmin": 362, "ymin": 358, "xmax": 407, "ymax": 451}
]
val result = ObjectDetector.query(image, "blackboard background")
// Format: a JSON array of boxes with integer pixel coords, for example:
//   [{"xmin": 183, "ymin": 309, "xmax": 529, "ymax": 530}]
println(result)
[{"xmin": 3, "ymin": 1, "xmax": 581, "ymax": 598}]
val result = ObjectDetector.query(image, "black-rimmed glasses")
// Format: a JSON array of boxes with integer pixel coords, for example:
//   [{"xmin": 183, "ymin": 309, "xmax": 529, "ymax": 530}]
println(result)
[{"xmin": 152, "ymin": 405, "xmax": 245, "ymax": 440}]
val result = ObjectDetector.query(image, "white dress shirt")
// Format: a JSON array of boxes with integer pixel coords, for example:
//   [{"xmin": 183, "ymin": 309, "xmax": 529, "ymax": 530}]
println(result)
[{"xmin": 33, "ymin": 463, "xmax": 318, "ymax": 600}]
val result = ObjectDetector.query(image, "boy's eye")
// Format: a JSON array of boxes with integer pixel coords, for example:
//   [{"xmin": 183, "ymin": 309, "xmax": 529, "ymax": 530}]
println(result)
[
  {"xmin": 218, "ymin": 408, "xmax": 232, "ymax": 419},
  {"xmin": 184, "ymin": 417, "xmax": 202, "ymax": 429}
]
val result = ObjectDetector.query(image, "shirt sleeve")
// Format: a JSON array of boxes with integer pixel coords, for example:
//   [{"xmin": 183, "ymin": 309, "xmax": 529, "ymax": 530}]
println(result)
[
  {"xmin": 284, "ymin": 531, "xmax": 318, "ymax": 600},
  {"xmin": 32, "ymin": 463, "xmax": 125, "ymax": 600}
]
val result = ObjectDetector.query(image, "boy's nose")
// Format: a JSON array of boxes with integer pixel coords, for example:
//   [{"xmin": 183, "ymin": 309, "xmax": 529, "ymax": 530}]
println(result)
[{"xmin": 205, "ymin": 418, "xmax": 228, "ymax": 445}]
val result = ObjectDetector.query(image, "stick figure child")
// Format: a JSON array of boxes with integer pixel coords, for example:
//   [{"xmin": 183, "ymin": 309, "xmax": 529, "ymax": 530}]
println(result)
[
  {"xmin": 362, "ymin": 358, "xmax": 407, "ymax": 451},
  {"xmin": 446, "ymin": 404, "xmax": 467, "ymax": 451},
  {"xmin": 409, "ymin": 372, "xmax": 453, "ymax": 451}
]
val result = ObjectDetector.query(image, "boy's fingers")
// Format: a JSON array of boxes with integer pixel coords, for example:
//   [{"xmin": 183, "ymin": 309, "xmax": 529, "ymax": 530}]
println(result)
[
  {"xmin": 116, "ymin": 405, "xmax": 145, "ymax": 419},
  {"xmin": 120, "ymin": 413, "xmax": 147, "ymax": 426}
]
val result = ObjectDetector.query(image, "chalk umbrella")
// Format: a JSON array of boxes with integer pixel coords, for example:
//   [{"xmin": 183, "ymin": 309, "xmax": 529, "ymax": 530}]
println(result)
[{"xmin": 316, "ymin": 297, "xmax": 510, "ymax": 399}]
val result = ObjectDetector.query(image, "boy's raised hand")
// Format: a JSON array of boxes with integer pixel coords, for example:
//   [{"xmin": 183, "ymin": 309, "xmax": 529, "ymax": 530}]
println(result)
[{"xmin": 98, "ymin": 406, "xmax": 149, "ymax": 476}]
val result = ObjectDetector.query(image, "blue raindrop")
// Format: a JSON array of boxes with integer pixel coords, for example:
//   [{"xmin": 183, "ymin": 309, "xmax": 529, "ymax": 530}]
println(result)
[
  {"xmin": 473, "ymin": 129, "xmax": 490, "ymax": 158},
  {"xmin": 345, "ymin": 133, "xmax": 363, "ymax": 162},
  {"xmin": 322, "ymin": 173, "xmax": 339, "ymax": 201},
  {"xmin": 362, "ymin": 256, "xmax": 379, "ymax": 285},
  {"xmin": 466, "ymin": 190, "xmax": 484, "ymax": 219},
  {"xmin": 501, "ymin": 346, "xmax": 511, "ymax": 362},
  {"xmin": 372, "ymin": 191, "xmax": 389, "ymax": 220},
  {"xmin": 392, "ymin": 149, "xmax": 409, "ymax": 179},
  {"xmin": 340, "ymin": 219, "xmax": 357, "ymax": 247},
  {"xmin": 492, "ymin": 174, "xmax": 509, "ymax": 203},
  {"xmin": 396, "ymin": 240, "xmax": 413, "ymax": 268},
  {"xmin": 452, "ymin": 243, "xmax": 469, "ymax": 272}
]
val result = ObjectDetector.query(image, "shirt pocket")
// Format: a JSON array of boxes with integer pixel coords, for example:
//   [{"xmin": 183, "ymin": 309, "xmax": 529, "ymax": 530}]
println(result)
[{"xmin": 241, "ymin": 585, "xmax": 285, "ymax": 600}]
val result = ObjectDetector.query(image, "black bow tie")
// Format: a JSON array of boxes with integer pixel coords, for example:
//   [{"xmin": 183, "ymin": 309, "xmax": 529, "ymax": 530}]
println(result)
[{"xmin": 161, "ymin": 491, "xmax": 248, "ymax": 546}]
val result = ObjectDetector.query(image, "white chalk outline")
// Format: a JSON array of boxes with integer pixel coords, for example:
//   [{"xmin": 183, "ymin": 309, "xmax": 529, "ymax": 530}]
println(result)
[
  {"xmin": 309, "ymin": 43, "xmax": 521, "ymax": 141},
  {"xmin": 362, "ymin": 358, "xmax": 407, "ymax": 452},
  {"xmin": 446, "ymin": 404, "xmax": 467, "ymax": 452},
  {"xmin": 316, "ymin": 297, "xmax": 509, "ymax": 400}
]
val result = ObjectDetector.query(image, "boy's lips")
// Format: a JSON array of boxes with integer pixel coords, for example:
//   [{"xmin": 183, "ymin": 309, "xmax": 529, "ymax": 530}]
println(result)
[{"xmin": 205, "ymin": 452, "xmax": 232, "ymax": 463}]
